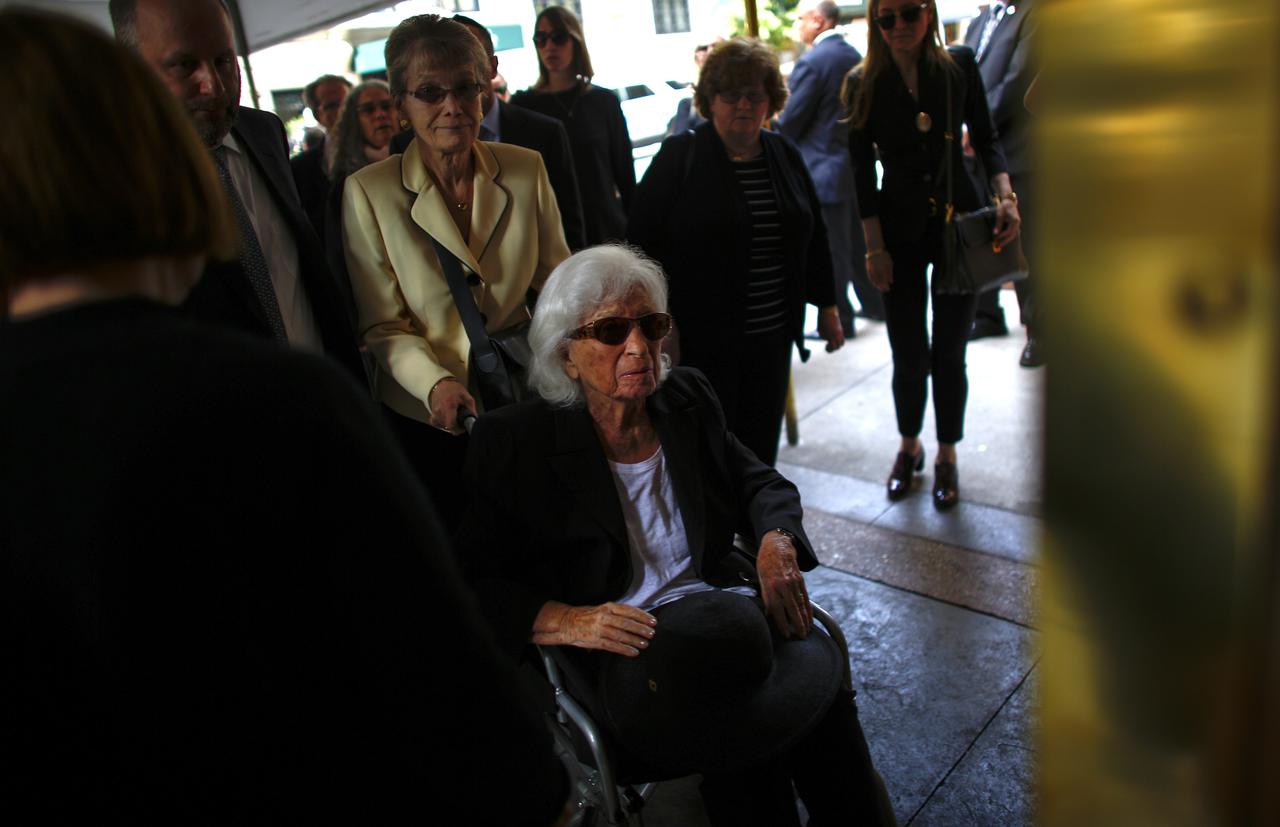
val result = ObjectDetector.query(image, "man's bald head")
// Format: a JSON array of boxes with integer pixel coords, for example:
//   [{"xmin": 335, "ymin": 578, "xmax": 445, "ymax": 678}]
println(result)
[{"xmin": 111, "ymin": 0, "xmax": 240, "ymax": 146}]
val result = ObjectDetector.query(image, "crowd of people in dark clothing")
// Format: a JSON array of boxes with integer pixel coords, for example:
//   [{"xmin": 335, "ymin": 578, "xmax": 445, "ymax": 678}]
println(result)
[{"xmin": 1, "ymin": 0, "xmax": 1034, "ymax": 822}]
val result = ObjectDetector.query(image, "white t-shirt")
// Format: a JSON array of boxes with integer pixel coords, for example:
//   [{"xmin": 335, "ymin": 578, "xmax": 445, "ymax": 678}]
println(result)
[{"xmin": 608, "ymin": 446, "xmax": 755, "ymax": 611}]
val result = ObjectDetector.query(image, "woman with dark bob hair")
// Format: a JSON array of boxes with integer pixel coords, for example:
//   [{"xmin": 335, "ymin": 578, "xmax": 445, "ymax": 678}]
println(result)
[
  {"xmin": 1, "ymin": 9, "xmax": 568, "ymax": 822},
  {"xmin": 342, "ymin": 14, "xmax": 570, "ymax": 522},
  {"xmin": 458, "ymin": 244, "xmax": 894, "ymax": 827},
  {"xmin": 843, "ymin": 0, "xmax": 1020, "ymax": 508},
  {"xmin": 629, "ymin": 38, "xmax": 844, "ymax": 467},
  {"xmin": 511, "ymin": 5, "xmax": 635, "ymax": 246}
]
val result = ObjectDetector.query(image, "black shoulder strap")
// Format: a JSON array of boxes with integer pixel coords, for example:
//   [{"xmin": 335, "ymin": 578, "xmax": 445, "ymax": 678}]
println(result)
[{"xmin": 430, "ymin": 236, "xmax": 505, "ymax": 378}]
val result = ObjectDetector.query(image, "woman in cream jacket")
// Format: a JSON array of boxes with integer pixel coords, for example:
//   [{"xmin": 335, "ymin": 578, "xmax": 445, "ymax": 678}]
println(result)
[{"xmin": 343, "ymin": 14, "xmax": 569, "ymax": 519}]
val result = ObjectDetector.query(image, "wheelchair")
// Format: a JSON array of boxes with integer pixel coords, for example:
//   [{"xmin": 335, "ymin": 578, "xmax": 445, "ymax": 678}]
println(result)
[{"xmin": 537, "ymin": 548, "xmax": 854, "ymax": 827}]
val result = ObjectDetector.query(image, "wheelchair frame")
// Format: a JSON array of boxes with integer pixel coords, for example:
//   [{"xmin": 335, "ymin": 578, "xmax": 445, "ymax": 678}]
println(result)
[{"xmin": 539, "ymin": 601, "xmax": 852, "ymax": 826}]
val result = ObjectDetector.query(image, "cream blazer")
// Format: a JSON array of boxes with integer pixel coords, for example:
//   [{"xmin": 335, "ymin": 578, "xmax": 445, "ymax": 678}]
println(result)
[{"xmin": 343, "ymin": 139, "xmax": 570, "ymax": 422}]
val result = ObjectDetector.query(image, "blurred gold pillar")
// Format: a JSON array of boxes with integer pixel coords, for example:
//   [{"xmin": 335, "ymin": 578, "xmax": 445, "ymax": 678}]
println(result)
[
  {"xmin": 1039, "ymin": 1, "xmax": 1279, "ymax": 824},
  {"xmin": 742, "ymin": 0, "xmax": 759, "ymax": 38}
]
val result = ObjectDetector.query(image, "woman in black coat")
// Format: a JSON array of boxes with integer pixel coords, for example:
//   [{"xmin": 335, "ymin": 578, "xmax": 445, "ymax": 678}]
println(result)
[
  {"xmin": 511, "ymin": 4, "xmax": 634, "ymax": 245},
  {"xmin": 629, "ymin": 38, "xmax": 843, "ymax": 467},
  {"xmin": 457, "ymin": 245, "xmax": 893, "ymax": 827},
  {"xmin": 845, "ymin": 0, "xmax": 1021, "ymax": 508}
]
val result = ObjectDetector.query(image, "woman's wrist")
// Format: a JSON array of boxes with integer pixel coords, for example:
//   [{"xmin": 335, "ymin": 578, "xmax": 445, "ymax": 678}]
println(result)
[
  {"xmin": 427, "ymin": 375, "xmax": 459, "ymax": 409},
  {"xmin": 991, "ymin": 191, "xmax": 1018, "ymax": 206}
]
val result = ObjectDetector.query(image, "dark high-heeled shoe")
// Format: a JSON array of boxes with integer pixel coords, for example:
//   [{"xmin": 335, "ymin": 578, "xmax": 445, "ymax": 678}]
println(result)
[
  {"xmin": 933, "ymin": 462, "xmax": 959, "ymax": 510},
  {"xmin": 886, "ymin": 448, "xmax": 925, "ymax": 501}
]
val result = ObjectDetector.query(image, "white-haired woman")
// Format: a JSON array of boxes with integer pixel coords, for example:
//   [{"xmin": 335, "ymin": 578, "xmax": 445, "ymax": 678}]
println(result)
[{"xmin": 456, "ymin": 245, "xmax": 894, "ymax": 827}]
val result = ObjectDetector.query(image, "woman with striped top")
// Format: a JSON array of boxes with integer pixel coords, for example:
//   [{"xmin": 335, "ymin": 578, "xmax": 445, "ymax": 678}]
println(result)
[{"xmin": 629, "ymin": 38, "xmax": 843, "ymax": 466}]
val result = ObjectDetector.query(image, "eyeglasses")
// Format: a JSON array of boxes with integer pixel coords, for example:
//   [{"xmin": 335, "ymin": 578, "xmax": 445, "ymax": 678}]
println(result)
[
  {"xmin": 532, "ymin": 28, "xmax": 571, "ymax": 48},
  {"xmin": 406, "ymin": 83, "xmax": 485, "ymax": 105},
  {"xmin": 566, "ymin": 313, "xmax": 673, "ymax": 345},
  {"xmin": 717, "ymin": 89, "xmax": 768, "ymax": 106},
  {"xmin": 318, "ymin": 101, "xmax": 342, "ymax": 113},
  {"xmin": 874, "ymin": 3, "xmax": 930, "ymax": 29},
  {"xmin": 356, "ymin": 100, "xmax": 394, "ymax": 116}
]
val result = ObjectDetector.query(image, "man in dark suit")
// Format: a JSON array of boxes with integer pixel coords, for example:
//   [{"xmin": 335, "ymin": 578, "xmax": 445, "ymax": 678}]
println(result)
[
  {"xmin": 111, "ymin": 0, "xmax": 364, "ymax": 383},
  {"xmin": 781, "ymin": 0, "xmax": 883, "ymax": 336},
  {"xmin": 390, "ymin": 15, "xmax": 587, "ymax": 251},
  {"xmin": 291, "ymin": 74, "xmax": 351, "ymax": 243},
  {"xmin": 665, "ymin": 43, "xmax": 710, "ymax": 137},
  {"xmin": 964, "ymin": 0, "xmax": 1042, "ymax": 366}
]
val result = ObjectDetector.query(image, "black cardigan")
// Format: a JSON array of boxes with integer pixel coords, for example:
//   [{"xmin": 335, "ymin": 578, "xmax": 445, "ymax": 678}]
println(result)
[
  {"xmin": 849, "ymin": 45, "xmax": 1007, "ymax": 248},
  {"xmin": 628, "ymin": 123, "xmax": 836, "ymax": 364}
]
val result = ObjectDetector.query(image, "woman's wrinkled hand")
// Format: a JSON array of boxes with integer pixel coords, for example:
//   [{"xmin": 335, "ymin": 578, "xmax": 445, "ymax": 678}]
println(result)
[
  {"xmin": 428, "ymin": 377, "xmax": 476, "ymax": 435},
  {"xmin": 993, "ymin": 198, "xmax": 1021, "ymax": 249},
  {"xmin": 757, "ymin": 531, "xmax": 812, "ymax": 639},
  {"xmin": 866, "ymin": 249, "xmax": 893, "ymax": 292},
  {"xmin": 532, "ymin": 601, "xmax": 657, "ymax": 657}
]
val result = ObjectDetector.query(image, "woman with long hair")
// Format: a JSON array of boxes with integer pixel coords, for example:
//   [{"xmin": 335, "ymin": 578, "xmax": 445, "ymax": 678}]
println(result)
[
  {"xmin": 844, "ymin": 0, "xmax": 1020, "ymax": 509},
  {"xmin": 510, "ymin": 5, "xmax": 634, "ymax": 245}
]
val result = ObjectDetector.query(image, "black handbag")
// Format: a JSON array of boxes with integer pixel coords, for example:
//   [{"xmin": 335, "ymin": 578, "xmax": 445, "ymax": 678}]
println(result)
[
  {"xmin": 934, "ymin": 61, "xmax": 1028, "ymax": 295},
  {"xmin": 430, "ymin": 236, "xmax": 531, "ymax": 411}
]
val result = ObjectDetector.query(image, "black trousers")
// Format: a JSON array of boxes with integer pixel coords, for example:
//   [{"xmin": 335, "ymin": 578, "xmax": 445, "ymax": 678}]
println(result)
[
  {"xmin": 384, "ymin": 405, "xmax": 470, "ymax": 533},
  {"xmin": 700, "ymin": 687, "xmax": 895, "ymax": 827},
  {"xmin": 883, "ymin": 224, "xmax": 979, "ymax": 445},
  {"xmin": 688, "ymin": 329, "xmax": 793, "ymax": 467}
]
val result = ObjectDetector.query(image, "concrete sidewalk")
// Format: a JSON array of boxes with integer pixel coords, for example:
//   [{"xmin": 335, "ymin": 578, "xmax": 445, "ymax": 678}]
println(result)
[{"xmin": 645, "ymin": 289, "xmax": 1041, "ymax": 826}]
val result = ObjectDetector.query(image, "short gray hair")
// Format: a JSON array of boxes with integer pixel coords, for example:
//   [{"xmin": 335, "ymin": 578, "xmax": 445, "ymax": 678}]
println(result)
[
  {"xmin": 528, "ymin": 245, "xmax": 671, "ymax": 408},
  {"xmin": 815, "ymin": 0, "xmax": 840, "ymax": 25}
]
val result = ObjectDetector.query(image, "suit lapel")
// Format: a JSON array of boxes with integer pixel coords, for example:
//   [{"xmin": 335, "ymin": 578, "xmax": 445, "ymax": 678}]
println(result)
[
  {"xmin": 649, "ymin": 386, "xmax": 708, "ymax": 571},
  {"xmin": 232, "ymin": 118, "xmax": 303, "ymax": 235},
  {"xmin": 404, "ymin": 141, "xmax": 484, "ymax": 275},
  {"xmin": 470, "ymin": 142, "xmax": 510, "ymax": 265}
]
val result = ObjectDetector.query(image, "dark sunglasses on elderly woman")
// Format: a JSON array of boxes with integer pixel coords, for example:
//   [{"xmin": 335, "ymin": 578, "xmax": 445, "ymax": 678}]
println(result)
[
  {"xmin": 532, "ymin": 28, "xmax": 571, "ymax": 48},
  {"xmin": 874, "ymin": 2, "xmax": 929, "ymax": 29},
  {"xmin": 567, "ymin": 313, "xmax": 673, "ymax": 345},
  {"xmin": 407, "ymin": 82, "xmax": 485, "ymax": 105}
]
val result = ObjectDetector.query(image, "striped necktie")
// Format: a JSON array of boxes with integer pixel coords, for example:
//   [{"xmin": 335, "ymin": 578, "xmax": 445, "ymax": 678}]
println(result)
[
  {"xmin": 975, "ymin": 3, "xmax": 1006, "ymax": 63},
  {"xmin": 212, "ymin": 146, "xmax": 288, "ymax": 342}
]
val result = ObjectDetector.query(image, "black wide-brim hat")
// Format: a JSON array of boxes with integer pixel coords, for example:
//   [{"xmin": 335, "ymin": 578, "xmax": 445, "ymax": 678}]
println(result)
[{"xmin": 598, "ymin": 590, "xmax": 843, "ymax": 775}]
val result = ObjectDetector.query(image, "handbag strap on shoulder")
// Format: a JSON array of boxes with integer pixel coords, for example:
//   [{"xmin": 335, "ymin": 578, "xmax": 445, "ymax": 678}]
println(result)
[{"xmin": 430, "ymin": 236, "xmax": 505, "ymax": 377}]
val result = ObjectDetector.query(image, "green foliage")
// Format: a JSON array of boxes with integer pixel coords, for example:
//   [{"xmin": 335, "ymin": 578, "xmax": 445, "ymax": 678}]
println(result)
[{"xmin": 729, "ymin": 0, "xmax": 801, "ymax": 50}]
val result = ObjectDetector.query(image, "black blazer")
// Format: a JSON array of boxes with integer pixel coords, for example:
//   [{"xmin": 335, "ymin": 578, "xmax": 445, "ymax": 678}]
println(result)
[
  {"xmin": 388, "ymin": 100, "xmax": 587, "ymax": 251},
  {"xmin": 186, "ymin": 107, "xmax": 364, "ymax": 383},
  {"xmin": 964, "ymin": 0, "xmax": 1036, "ymax": 177},
  {"xmin": 456, "ymin": 368, "xmax": 818, "ymax": 659},
  {"xmin": 849, "ymin": 46, "xmax": 1007, "ymax": 249},
  {"xmin": 498, "ymin": 100, "xmax": 587, "ymax": 251},
  {"xmin": 289, "ymin": 137, "xmax": 329, "ymax": 242},
  {"xmin": 628, "ymin": 124, "xmax": 836, "ymax": 365}
]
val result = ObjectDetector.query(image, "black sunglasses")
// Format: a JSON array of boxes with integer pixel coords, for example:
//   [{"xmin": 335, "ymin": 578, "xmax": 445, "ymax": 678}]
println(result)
[
  {"xmin": 567, "ymin": 313, "xmax": 673, "ymax": 345},
  {"xmin": 874, "ymin": 3, "xmax": 929, "ymax": 29},
  {"xmin": 717, "ymin": 89, "xmax": 768, "ymax": 106},
  {"xmin": 532, "ymin": 28, "xmax": 571, "ymax": 48},
  {"xmin": 406, "ymin": 82, "xmax": 485, "ymax": 105}
]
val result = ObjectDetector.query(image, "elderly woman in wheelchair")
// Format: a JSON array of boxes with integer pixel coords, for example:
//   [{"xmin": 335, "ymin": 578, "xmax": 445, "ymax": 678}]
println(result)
[{"xmin": 457, "ymin": 245, "xmax": 894, "ymax": 827}]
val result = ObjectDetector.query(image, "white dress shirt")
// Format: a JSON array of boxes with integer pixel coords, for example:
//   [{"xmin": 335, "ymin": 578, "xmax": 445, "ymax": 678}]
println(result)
[{"xmin": 219, "ymin": 132, "xmax": 322, "ymax": 353}]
